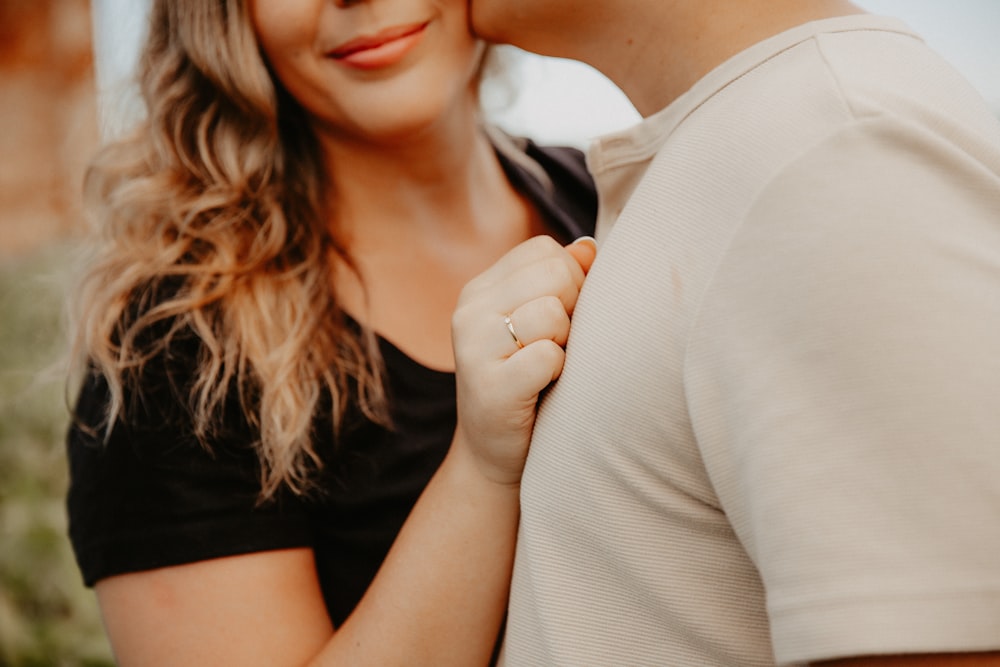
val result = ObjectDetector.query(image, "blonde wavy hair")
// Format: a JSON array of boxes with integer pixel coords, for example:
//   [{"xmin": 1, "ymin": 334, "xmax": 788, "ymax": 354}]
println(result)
[{"xmin": 72, "ymin": 0, "xmax": 395, "ymax": 499}]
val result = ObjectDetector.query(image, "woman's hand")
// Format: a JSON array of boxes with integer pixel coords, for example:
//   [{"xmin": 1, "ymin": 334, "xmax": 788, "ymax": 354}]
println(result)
[{"xmin": 451, "ymin": 235, "xmax": 597, "ymax": 486}]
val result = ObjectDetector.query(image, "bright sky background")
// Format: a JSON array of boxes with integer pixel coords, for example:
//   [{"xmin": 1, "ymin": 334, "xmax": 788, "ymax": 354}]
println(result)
[{"xmin": 92, "ymin": 1, "xmax": 999, "ymax": 144}]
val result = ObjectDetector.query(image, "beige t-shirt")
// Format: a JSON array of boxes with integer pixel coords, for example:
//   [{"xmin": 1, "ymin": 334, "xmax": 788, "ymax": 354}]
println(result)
[{"xmin": 502, "ymin": 15, "xmax": 1000, "ymax": 666}]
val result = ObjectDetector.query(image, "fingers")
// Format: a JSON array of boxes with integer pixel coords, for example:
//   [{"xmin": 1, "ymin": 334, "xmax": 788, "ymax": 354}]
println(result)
[
  {"xmin": 502, "ymin": 296, "xmax": 571, "ymax": 354},
  {"xmin": 454, "ymin": 235, "xmax": 599, "ymax": 363},
  {"xmin": 502, "ymin": 338, "xmax": 567, "ymax": 390},
  {"xmin": 450, "ymin": 234, "xmax": 598, "ymax": 486},
  {"xmin": 460, "ymin": 236, "xmax": 588, "ymax": 314},
  {"xmin": 566, "ymin": 236, "xmax": 597, "ymax": 275}
]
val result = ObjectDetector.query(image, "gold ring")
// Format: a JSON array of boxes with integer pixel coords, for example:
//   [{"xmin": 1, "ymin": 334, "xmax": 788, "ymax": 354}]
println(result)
[{"xmin": 504, "ymin": 314, "xmax": 524, "ymax": 349}]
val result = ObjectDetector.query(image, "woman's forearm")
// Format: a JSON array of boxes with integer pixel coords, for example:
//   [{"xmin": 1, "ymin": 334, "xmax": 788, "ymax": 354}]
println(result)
[{"xmin": 318, "ymin": 436, "xmax": 519, "ymax": 666}]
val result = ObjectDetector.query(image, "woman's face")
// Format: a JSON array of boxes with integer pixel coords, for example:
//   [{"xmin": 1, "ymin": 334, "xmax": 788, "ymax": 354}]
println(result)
[{"xmin": 249, "ymin": 0, "xmax": 484, "ymax": 145}]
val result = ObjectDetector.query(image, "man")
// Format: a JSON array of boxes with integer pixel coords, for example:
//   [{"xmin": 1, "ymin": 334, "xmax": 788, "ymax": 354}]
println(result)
[{"xmin": 471, "ymin": 0, "xmax": 1000, "ymax": 664}]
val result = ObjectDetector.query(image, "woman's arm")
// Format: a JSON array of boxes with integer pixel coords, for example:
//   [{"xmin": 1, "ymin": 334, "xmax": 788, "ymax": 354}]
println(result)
[{"xmin": 94, "ymin": 236, "xmax": 596, "ymax": 667}]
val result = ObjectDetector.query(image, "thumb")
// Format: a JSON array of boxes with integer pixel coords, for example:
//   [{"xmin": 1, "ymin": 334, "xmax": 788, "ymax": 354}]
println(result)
[{"xmin": 565, "ymin": 236, "xmax": 598, "ymax": 274}]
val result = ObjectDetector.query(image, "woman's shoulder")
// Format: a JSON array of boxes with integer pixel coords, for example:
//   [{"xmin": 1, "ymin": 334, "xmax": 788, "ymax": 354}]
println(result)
[
  {"xmin": 486, "ymin": 124, "xmax": 589, "ymax": 185},
  {"xmin": 487, "ymin": 125, "xmax": 598, "ymax": 240},
  {"xmin": 65, "ymin": 337, "xmax": 312, "ymax": 587},
  {"xmin": 71, "ymin": 319, "xmax": 199, "ymax": 427}
]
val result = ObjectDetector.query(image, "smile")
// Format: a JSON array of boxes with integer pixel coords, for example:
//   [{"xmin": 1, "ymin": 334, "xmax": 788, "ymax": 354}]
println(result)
[{"xmin": 328, "ymin": 22, "xmax": 430, "ymax": 70}]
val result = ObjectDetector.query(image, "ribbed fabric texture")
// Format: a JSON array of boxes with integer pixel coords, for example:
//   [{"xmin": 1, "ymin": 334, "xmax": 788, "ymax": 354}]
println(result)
[{"xmin": 501, "ymin": 14, "xmax": 1000, "ymax": 667}]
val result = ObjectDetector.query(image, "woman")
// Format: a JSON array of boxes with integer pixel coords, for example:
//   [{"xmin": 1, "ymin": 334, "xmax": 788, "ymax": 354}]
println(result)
[{"xmin": 65, "ymin": 0, "xmax": 597, "ymax": 664}]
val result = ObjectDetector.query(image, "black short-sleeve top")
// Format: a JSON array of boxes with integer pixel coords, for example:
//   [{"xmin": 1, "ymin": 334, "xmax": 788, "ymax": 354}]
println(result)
[{"xmin": 66, "ymin": 137, "xmax": 598, "ymax": 626}]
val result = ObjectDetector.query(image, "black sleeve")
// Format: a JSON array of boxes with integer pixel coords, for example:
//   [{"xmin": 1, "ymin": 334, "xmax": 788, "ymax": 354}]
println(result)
[
  {"xmin": 523, "ymin": 139, "xmax": 599, "ymax": 240},
  {"xmin": 65, "ymin": 347, "xmax": 313, "ymax": 587},
  {"xmin": 494, "ymin": 135, "xmax": 599, "ymax": 242}
]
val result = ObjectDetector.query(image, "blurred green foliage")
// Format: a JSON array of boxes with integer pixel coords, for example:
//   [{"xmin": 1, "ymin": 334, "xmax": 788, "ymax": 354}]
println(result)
[{"xmin": 0, "ymin": 244, "xmax": 113, "ymax": 666}]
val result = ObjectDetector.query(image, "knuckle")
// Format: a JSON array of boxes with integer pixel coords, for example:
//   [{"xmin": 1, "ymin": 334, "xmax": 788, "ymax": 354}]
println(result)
[
  {"xmin": 538, "ymin": 341, "xmax": 566, "ymax": 376},
  {"xmin": 540, "ymin": 256, "xmax": 574, "ymax": 286},
  {"xmin": 537, "ymin": 294, "xmax": 566, "ymax": 322},
  {"xmin": 456, "ymin": 275, "xmax": 486, "ymax": 304},
  {"xmin": 451, "ymin": 303, "xmax": 474, "ymax": 330},
  {"xmin": 526, "ymin": 234, "xmax": 561, "ymax": 254}
]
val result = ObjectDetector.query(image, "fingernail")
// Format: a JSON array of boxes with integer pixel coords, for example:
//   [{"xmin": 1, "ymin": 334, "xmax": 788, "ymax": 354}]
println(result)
[{"xmin": 572, "ymin": 235, "xmax": 597, "ymax": 249}]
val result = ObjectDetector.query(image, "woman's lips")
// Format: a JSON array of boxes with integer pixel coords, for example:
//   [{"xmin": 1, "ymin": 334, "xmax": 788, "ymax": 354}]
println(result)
[{"xmin": 328, "ymin": 22, "xmax": 429, "ymax": 70}]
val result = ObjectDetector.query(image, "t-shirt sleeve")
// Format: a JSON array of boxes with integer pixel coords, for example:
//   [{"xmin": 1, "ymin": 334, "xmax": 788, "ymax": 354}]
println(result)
[
  {"xmin": 686, "ymin": 119, "xmax": 1000, "ymax": 663},
  {"xmin": 66, "ymin": 356, "xmax": 313, "ymax": 587}
]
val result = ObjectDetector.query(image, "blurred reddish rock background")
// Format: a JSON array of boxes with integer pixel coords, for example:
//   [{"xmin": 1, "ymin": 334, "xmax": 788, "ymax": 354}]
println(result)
[{"xmin": 0, "ymin": 0, "xmax": 98, "ymax": 260}]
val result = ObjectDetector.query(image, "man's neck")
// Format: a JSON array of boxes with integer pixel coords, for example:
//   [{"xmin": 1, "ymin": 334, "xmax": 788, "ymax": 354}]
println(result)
[{"xmin": 585, "ymin": 0, "xmax": 865, "ymax": 117}]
